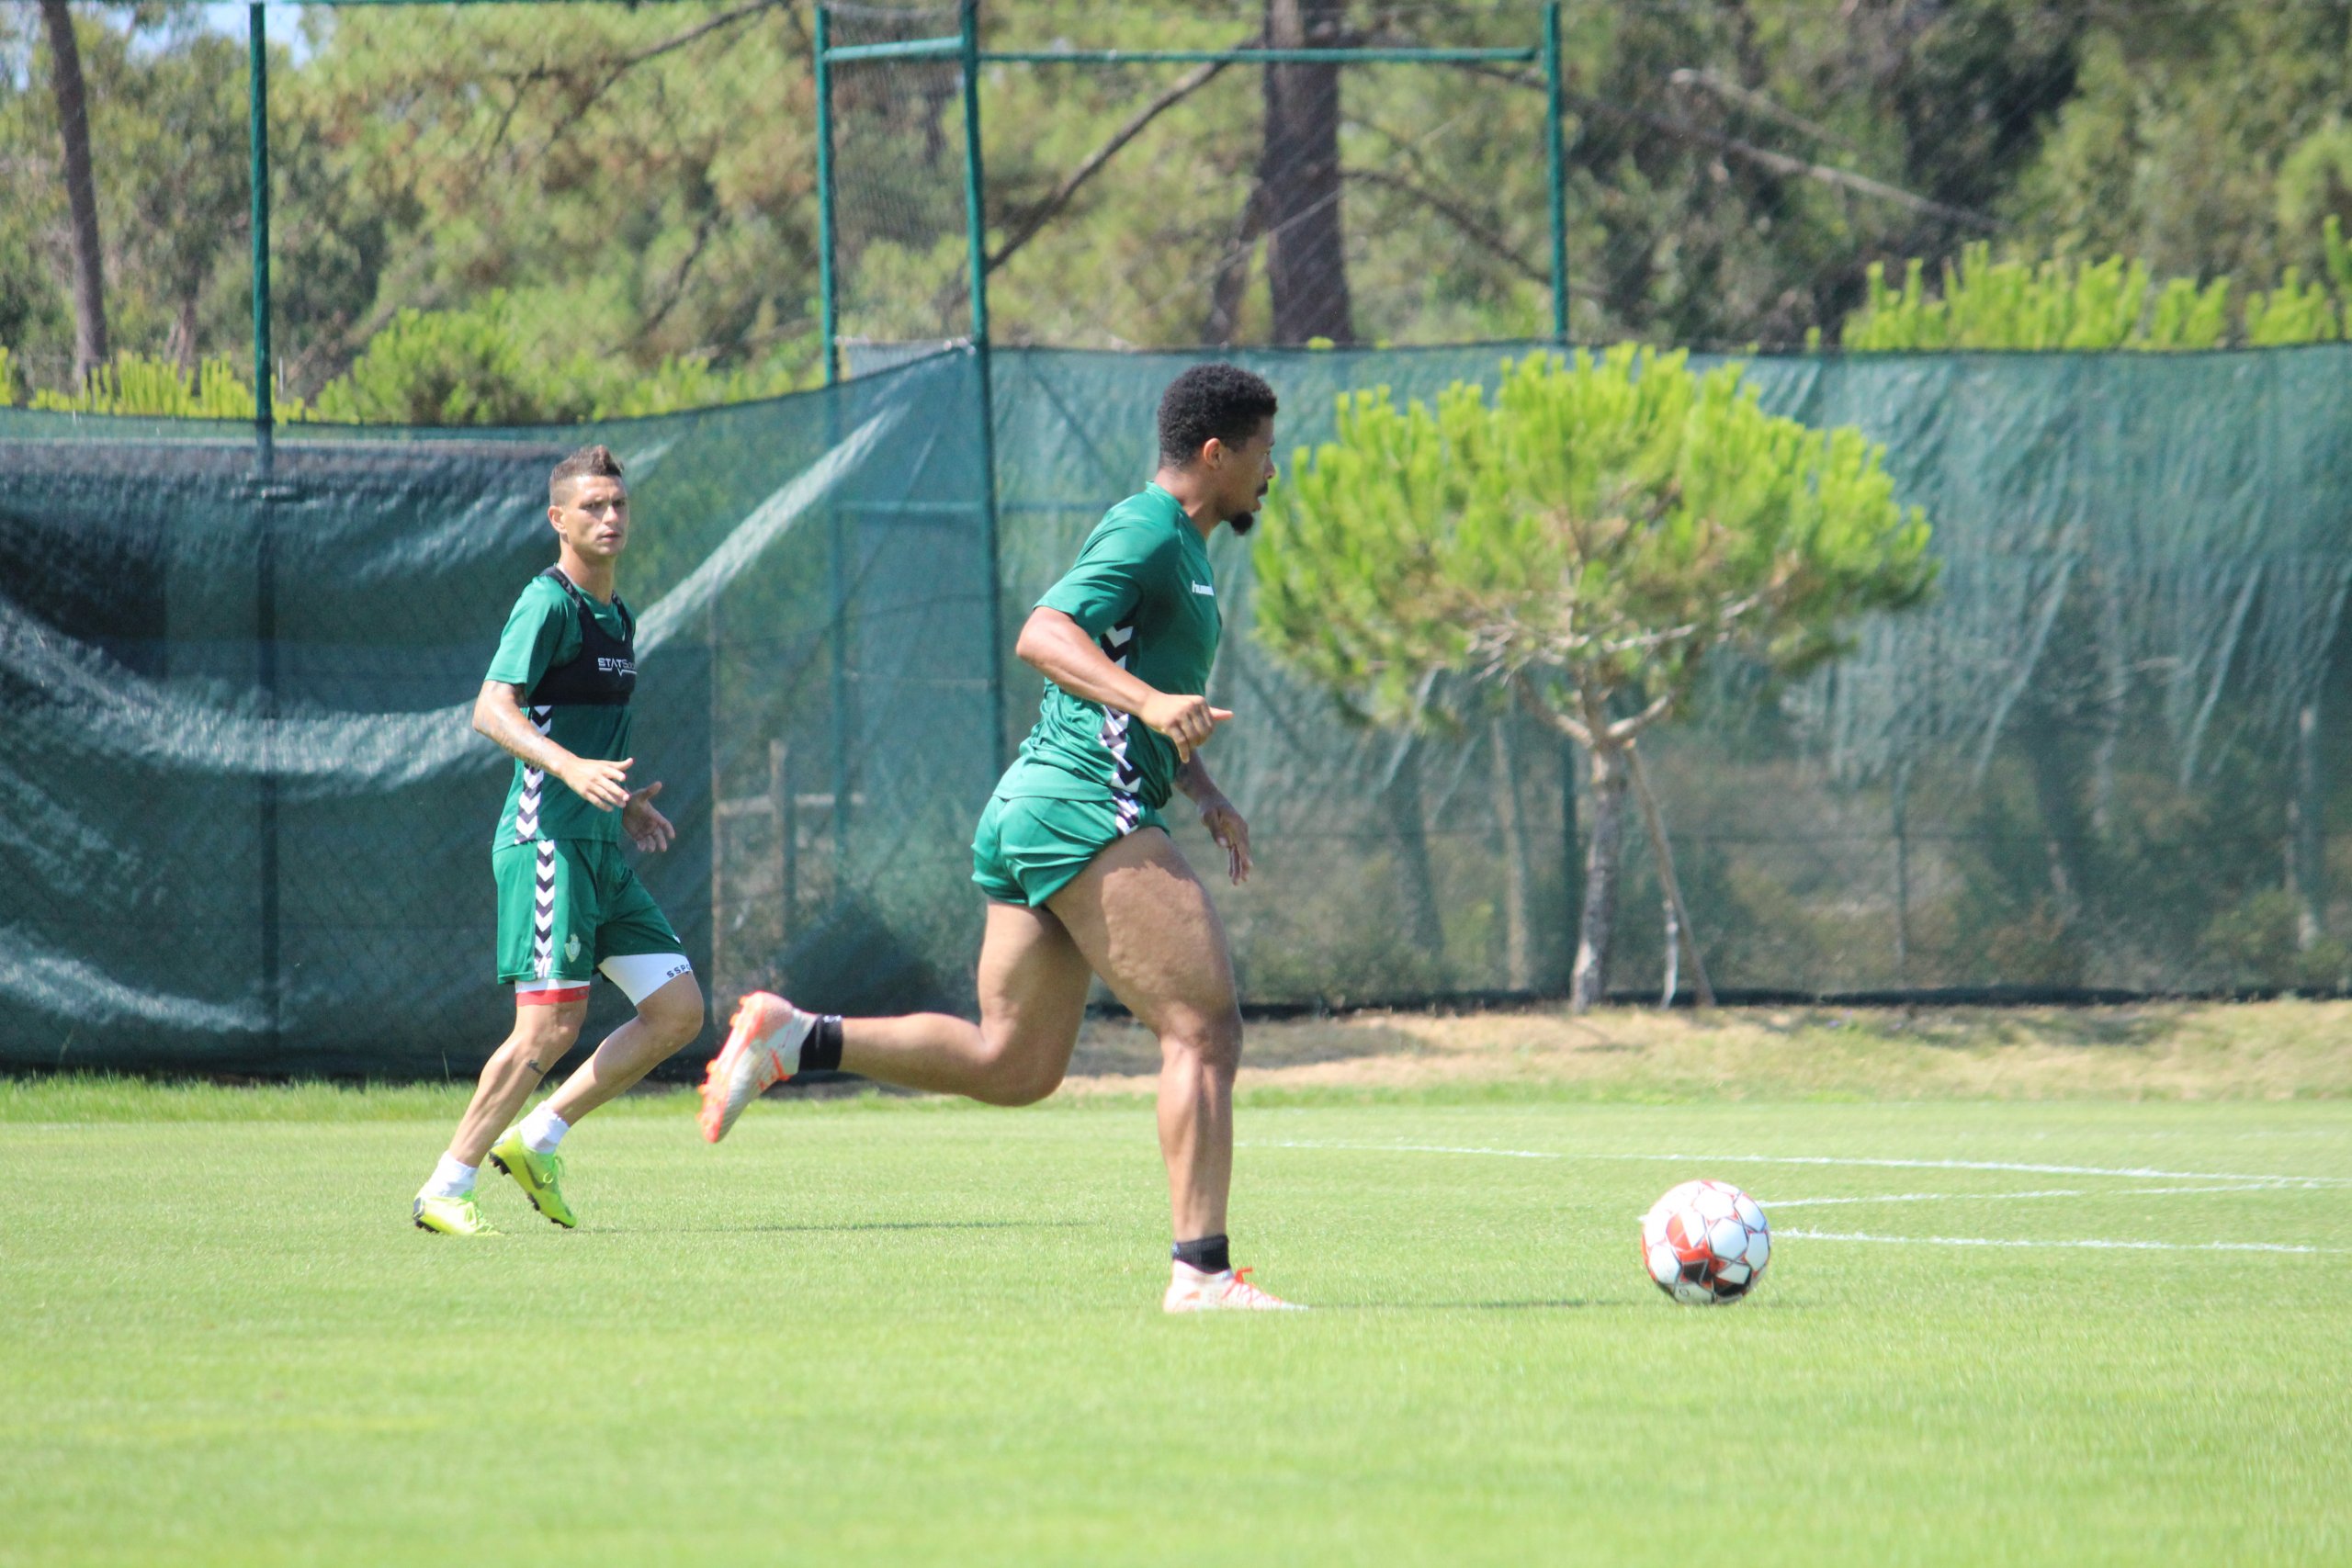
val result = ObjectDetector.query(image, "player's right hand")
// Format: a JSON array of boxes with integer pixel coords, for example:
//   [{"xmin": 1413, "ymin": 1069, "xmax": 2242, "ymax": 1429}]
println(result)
[
  {"xmin": 562, "ymin": 755, "xmax": 634, "ymax": 810},
  {"xmin": 1140, "ymin": 694, "xmax": 1232, "ymax": 761}
]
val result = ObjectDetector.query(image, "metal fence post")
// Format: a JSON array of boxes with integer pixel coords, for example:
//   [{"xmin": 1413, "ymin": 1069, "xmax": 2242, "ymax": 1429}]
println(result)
[
  {"xmin": 248, "ymin": 2, "xmax": 282, "ymax": 1057},
  {"xmin": 1543, "ymin": 2, "xmax": 1567, "ymax": 344},
  {"xmin": 960, "ymin": 0, "xmax": 1009, "ymax": 773},
  {"xmin": 249, "ymin": 3, "xmax": 272, "ymax": 442},
  {"xmin": 815, "ymin": 5, "xmax": 840, "ymax": 388}
]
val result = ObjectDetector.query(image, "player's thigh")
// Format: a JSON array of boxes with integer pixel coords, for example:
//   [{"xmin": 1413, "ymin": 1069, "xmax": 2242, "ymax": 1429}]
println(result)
[
  {"xmin": 1046, "ymin": 828, "xmax": 1239, "ymax": 1054},
  {"xmin": 975, "ymin": 899, "xmax": 1092, "ymax": 1079}
]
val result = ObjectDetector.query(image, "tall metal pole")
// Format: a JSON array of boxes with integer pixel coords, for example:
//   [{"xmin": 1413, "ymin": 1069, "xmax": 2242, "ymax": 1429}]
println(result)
[
  {"xmin": 1545, "ymin": 4, "xmax": 1578, "ymax": 987},
  {"xmin": 249, "ymin": 3, "xmax": 273, "ymax": 443},
  {"xmin": 249, "ymin": 2, "xmax": 280, "ymax": 1057},
  {"xmin": 959, "ymin": 0, "xmax": 1008, "ymax": 773},
  {"xmin": 815, "ymin": 6, "xmax": 854, "ymax": 886},
  {"xmin": 814, "ymin": 5, "xmax": 840, "ymax": 387},
  {"xmin": 1543, "ymin": 2, "xmax": 1567, "ymax": 344}
]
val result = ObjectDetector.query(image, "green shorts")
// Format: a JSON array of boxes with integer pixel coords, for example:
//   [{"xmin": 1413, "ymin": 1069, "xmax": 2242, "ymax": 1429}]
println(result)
[
  {"xmin": 970, "ymin": 792, "xmax": 1168, "ymax": 908},
  {"xmin": 493, "ymin": 837, "xmax": 683, "ymax": 986}
]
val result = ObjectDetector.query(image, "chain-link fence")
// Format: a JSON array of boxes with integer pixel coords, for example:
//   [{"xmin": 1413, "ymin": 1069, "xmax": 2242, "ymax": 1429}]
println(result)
[
  {"xmin": 11, "ymin": 2, "xmax": 2352, "ymax": 1077},
  {"xmin": 12, "ymin": 340, "xmax": 2352, "ymax": 1075}
]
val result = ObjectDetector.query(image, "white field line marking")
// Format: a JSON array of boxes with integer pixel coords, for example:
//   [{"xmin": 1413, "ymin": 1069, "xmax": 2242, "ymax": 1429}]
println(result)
[
  {"xmin": 1238, "ymin": 1140, "xmax": 2352, "ymax": 1188},
  {"xmin": 1764, "ymin": 1181, "xmax": 2317, "ymax": 1209},
  {"xmin": 1780, "ymin": 1227, "xmax": 2347, "ymax": 1256}
]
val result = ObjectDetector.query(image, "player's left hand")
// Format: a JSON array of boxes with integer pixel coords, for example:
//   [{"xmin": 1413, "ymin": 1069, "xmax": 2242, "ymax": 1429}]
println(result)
[
  {"xmin": 1197, "ymin": 796, "xmax": 1252, "ymax": 886},
  {"xmin": 623, "ymin": 781, "xmax": 675, "ymax": 853}
]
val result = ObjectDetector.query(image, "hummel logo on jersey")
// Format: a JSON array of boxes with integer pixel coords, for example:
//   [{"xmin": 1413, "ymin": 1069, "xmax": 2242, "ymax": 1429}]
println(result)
[{"xmin": 1191, "ymin": 581, "xmax": 1216, "ymax": 596}]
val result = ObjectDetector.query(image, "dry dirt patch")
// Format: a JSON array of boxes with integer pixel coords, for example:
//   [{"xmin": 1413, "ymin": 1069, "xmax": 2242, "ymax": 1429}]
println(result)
[{"xmin": 1054, "ymin": 998, "xmax": 2352, "ymax": 1100}]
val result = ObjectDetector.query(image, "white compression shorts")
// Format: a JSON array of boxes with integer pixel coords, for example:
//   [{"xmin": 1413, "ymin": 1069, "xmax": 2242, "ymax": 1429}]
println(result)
[{"xmin": 514, "ymin": 953, "xmax": 693, "ymax": 1009}]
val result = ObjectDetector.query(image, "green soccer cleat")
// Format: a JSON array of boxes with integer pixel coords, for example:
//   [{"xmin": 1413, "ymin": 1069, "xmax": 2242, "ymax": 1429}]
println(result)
[
  {"xmin": 413, "ymin": 1190, "xmax": 498, "ymax": 1236},
  {"xmin": 488, "ymin": 1130, "xmax": 578, "ymax": 1228}
]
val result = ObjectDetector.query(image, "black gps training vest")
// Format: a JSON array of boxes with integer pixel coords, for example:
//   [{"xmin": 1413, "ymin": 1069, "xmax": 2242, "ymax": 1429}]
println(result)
[{"xmin": 526, "ymin": 568, "xmax": 637, "ymax": 708}]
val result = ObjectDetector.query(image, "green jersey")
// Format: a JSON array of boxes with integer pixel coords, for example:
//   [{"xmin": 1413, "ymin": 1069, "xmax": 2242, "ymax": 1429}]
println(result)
[
  {"xmin": 485, "ymin": 570, "xmax": 635, "ymax": 847},
  {"xmin": 1000, "ymin": 484, "xmax": 1221, "ymax": 820}
]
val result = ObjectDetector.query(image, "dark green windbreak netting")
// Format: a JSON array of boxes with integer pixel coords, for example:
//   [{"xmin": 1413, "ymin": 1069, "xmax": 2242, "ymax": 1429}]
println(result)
[{"xmin": 8, "ymin": 343, "xmax": 2352, "ymax": 1075}]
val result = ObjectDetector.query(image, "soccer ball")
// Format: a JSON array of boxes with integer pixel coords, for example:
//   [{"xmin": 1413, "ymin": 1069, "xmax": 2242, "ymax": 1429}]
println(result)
[{"xmin": 1641, "ymin": 1179, "xmax": 1770, "ymax": 1305}]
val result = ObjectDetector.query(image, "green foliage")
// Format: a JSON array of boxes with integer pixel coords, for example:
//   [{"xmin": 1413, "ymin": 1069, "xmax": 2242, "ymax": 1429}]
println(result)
[
  {"xmin": 307, "ymin": 297, "xmax": 554, "ymax": 426},
  {"xmin": 301, "ymin": 298, "xmax": 819, "ymax": 425},
  {"xmin": 26, "ymin": 352, "xmax": 278, "ymax": 419},
  {"xmin": 1255, "ymin": 346, "xmax": 1937, "ymax": 733},
  {"xmin": 2243, "ymin": 268, "xmax": 2343, "ymax": 346},
  {"xmin": 292, "ymin": 2, "xmax": 820, "ymax": 390},
  {"xmin": 2008, "ymin": 12, "xmax": 2352, "ymax": 292},
  {"xmin": 1837, "ymin": 233, "xmax": 2352, "ymax": 350},
  {"xmin": 2199, "ymin": 890, "xmax": 2352, "ymax": 991},
  {"xmin": 586, "ymin": 342, "xmax": 820, "ymax": 421},
  {"xmin": 1842, "ymin": 243, "xmax": 2216, "ymax": 350}
]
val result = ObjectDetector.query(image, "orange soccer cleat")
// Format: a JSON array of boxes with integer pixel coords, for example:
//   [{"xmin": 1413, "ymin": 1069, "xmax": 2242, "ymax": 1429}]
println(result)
[{"xmin": 698, "ymin": 990, "xmax": 816, "ymax": 1144}]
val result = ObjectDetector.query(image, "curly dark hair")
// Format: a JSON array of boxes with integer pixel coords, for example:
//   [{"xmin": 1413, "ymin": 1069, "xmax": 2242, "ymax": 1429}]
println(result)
[{"xmin": 1157, "ymin": 363, "xmax": 1278, "ymax": 468}]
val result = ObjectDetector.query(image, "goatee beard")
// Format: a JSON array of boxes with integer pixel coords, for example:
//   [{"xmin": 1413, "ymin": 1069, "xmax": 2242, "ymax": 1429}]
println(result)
[{"xmin": 1228, "ymin": 512, "xmax": 1256, "ymax": 536}]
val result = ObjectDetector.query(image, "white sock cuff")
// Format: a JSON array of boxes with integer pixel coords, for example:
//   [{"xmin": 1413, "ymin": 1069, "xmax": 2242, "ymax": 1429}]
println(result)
[
  {"xmin": 519, "ymin": 1103, "xmax": 570, "ymax": 1155},
  {"xmin": 425, "ymin": 1154, "xmax": 478, "ymax": 1199}
]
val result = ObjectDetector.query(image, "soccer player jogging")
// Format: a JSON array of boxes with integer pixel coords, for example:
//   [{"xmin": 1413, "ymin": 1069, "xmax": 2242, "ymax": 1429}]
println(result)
[
  {"xmin": 703, "ymin": 365, "xmax": 1299, "ymax": 1312},
  {"xmin": 413, "ymin": 445, "xmax": 707, "ymax": 1235}
]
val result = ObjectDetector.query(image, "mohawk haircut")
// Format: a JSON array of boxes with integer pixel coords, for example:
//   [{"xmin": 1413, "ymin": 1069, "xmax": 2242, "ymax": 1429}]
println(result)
[
  {"xmin": 549, "ymin": 444, "xmax": 625, "ymax": 504},
  {"xmin": 1157, "ymin": 364, "xmax": 1278, "ymax": 468}
]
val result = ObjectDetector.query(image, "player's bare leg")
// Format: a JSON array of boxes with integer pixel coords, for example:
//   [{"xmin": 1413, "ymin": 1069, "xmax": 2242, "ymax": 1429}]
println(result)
[
  {"xmin": 473, "ymin": 973, "xmax": 704, "ymax": 1228},
  {"xmin": 700, "ymin": 901, "xmax": 1093, "ymax": 1135},
  {"xmin": 413, "ymin": 997, "xmax": 585, "ymax": 1234},
  {"xmin": 1042, "ymin": 829, "xmax": 1294, "ymax": 1308},
  {"xmin": 1045, "ymin": 828, "xmax": 1238, "ymax": 1240},
  {"xmin": 450, "ymin": 998, "xmax": 588, "ymax": 1168},
  {"xmin": 544, "ymin": 973, "xmax": 706, "ymax": 1122},
  {"xmin": 839, "ymin": 902, "xmax": 1093, "ymax": 1102}
]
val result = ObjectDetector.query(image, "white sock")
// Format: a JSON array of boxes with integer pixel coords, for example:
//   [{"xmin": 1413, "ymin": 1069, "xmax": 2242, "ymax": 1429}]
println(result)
[
  {"xmin": 518, "ymin": 1103, "xmax": 571, "ymax": 1156},
  {"xmin": 425, "ymin": 1154, "xmax": 477, "ymax": 1199}
]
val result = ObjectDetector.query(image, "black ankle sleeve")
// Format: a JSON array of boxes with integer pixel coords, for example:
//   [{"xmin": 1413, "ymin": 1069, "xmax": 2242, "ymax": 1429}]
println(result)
[
  {"xmin": 1172, "ymin": 1234, "xmax": 1230, "ymax": 1274},
  {"xmin": 802, "ymin": 1014, "xmax": 844, "ymax": 1074}
]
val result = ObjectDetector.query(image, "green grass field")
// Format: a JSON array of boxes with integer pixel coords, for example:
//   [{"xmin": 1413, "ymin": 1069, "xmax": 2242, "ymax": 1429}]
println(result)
[{"xmin": 5, "ymin": 1077, "xmax": 2349, "ymax": 1565}]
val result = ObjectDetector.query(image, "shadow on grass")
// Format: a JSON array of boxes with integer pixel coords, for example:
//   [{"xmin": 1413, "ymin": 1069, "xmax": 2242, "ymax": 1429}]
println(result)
[
  {"xmin": 1070, "ymin": 1019, "xmax": 1425, "ymax": 1077},
  {"xmin": 605, "ymin": 1218, "xmax": 1099, "ymax": 1235},
  {"xmin": 1311, "ymin": 1298, "xmax": 1633, "ymax": 1313}
]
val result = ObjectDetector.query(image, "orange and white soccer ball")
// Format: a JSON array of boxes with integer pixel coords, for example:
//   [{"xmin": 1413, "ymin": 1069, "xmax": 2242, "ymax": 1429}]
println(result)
[{"xmin": 1642, "ymin": 1179, "xmax": 1771, "ymax": 1304}]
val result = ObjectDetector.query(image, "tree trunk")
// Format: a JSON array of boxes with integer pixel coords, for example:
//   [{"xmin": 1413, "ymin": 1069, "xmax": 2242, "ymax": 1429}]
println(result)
[
  {"xmin": 170, "ymin": 291, "xmax": 200, "ymax": 378},
  {"xmin": 1570, "ymin": 739, "xmax": 1629, "ymax": 1010},
  {"xmin": 2291, "ymin": 696, "xmax": 2326, "ymax": 953},
  {"xmin": 2022, "ymin": 702, "xmax": 2088, "ymax": 931},
  {"xmin": 1489, "ymin": 717, "xmax": 1532, "ymax": 991},
  {"xmin": 40, "ymin": 0, "xmax": 107, "ymax": 388},
  {"xmin": 1204, "ymin": 182, "xmax": 1266, "ymax": 345},
  {"xmin": 1260, "ymin": 0, "xmax": 1354, "ymax": 344},
  {"xmin": 2089, "ymin": 574, "xmax": 2128, "ymax": 836},
  {"xmin": 1626, "ymin": 742, "xmax": 1714, "ymax": 1007},
  {"xmin": 1378, "ymin": 733, "xmax": 1447, "ymax": 962}
]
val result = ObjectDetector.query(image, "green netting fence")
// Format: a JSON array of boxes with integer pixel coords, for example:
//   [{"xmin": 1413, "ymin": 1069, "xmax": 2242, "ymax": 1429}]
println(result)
[{"xmin": 9, "ymin": 340, "xmax": 2352, "ymax": 1075}]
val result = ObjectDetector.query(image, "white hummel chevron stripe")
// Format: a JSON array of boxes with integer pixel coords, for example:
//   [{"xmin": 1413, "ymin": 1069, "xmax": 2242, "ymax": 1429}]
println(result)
[
  {"xmin": 530, "ymin": 841, "xmax": 558, "ymax": 978},
  {"xmin": 515, "ymin": 706, "xmax": 555, "ymax": 843},
  {"xmin": 1095, "ymin": 624, "xmax": 1144, "ymax": 833}
]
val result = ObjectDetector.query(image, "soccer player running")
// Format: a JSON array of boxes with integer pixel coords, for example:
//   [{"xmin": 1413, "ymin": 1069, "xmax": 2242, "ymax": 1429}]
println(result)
[
  {"xmin": 702, "ymin": 365, "xmax": 1299, "ymax": 1311},
  {"xmin": 413, "ymin": 445, "xmax": 707, "ymax": 1235}
]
